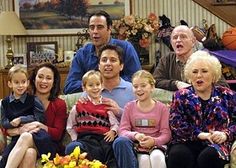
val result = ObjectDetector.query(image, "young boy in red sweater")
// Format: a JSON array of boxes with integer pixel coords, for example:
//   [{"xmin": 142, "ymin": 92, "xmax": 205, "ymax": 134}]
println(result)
[{"xmin": 66, "ymin": 70, "xmax": 119, "ymax": 167}]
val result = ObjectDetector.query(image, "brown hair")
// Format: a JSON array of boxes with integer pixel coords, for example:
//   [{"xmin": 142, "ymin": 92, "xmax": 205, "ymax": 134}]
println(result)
[
  {"xmin": 98, "ymin": 44, "xmax": 124, "ymax": 64},
  {"xmin": 29, "ymin": 62, "xmax": 61, "ymax": 101},
  {"xmin": 88, "ymin": 10, "xmax": 112, "ymax": 28}
]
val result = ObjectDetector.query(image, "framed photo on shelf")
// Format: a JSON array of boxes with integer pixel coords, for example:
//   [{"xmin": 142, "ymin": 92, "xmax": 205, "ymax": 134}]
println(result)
[
  {"xmin": 13, "ymin": 56, "xmax": 24, "ymax": 65},
  {"xmin": 26, "ymin": 42, "xmax": 58, "ymax": 68},
  {"xmin": 13, "ymin": 0, "xmax": 131, "ymax": 35}
]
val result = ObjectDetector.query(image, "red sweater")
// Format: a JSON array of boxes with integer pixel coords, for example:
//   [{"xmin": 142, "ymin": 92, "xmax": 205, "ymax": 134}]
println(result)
[
  {"xmin": 75, "ymin": 101, "xmax": 110, "ymax": 134},
  {"xmin": 45, "ymin": 98, "xmax": 67, "ymax": 141}
]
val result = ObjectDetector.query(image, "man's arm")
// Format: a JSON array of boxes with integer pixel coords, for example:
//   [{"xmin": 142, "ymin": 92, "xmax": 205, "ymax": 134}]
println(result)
[
  {"xmin": 153, "ymin": 54, "xmax": 179, "ymax": 91},
  {"xmin": 63, "ymin": 52, "xmax": 84, "ymax": 94}
]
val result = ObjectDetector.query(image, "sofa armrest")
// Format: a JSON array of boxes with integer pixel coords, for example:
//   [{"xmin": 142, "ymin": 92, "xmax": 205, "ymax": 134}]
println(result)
[
  {"xmin": 152, "ymin": 88, "xmax": 173, "ymax": 105},
  {"xmin": 59, "ymin": 92, "xmax": 83, "ymax": 113}
]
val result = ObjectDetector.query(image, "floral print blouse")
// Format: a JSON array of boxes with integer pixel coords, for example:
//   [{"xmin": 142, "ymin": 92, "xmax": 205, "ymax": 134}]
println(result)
[{"xmin": 170, "ymin": 86, "xmax": 236, "ymax": 160}]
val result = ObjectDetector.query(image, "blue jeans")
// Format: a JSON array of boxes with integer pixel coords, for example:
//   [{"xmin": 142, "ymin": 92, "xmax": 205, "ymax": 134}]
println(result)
[
  {"xmin": 65, "ymin": 141, "xmax": 85, "ymax": 155},
  {"xmin": 113, "ymin": 136, "xmax": 138, "ymax": 168}
]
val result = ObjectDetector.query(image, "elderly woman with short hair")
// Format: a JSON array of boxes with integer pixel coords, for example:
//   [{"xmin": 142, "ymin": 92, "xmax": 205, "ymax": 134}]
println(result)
[{"xmin": 167, "ymin": 50, "xmax": 236, "ymax": 168}]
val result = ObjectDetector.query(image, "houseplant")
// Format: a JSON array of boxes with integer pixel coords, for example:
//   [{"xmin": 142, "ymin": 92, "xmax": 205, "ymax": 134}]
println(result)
[{"xmin": 113, "ymin": 13, "xmax": 159, "ymax": 64}]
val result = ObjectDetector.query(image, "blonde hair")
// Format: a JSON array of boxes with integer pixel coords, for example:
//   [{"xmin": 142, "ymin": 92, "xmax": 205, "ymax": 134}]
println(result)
[
  {"xmin": 184, "ymin": 50, "xmax": 222, "ymax": 83},
  {"xmin": 8, "ymin": 64, "xmax": 28, "ymax": 81},
  {"xmin": 82, "ymin": 70, "xmax": 102, "ymax": 87},
  {"xmin": 132, "ymin": 70, "xmax": 156, "ymax": 86}
]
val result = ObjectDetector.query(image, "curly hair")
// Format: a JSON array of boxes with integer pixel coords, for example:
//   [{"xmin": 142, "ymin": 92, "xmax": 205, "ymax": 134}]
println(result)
[{"xmin": 184, "ymin": 50, "xmax": 222, "ymax": 84}]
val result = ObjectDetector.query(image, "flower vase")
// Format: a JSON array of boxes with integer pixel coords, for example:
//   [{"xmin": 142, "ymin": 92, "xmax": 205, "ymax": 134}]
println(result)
[{"xmin": 131, "ymin": 41, "xmax": 149, "ymax": 65}]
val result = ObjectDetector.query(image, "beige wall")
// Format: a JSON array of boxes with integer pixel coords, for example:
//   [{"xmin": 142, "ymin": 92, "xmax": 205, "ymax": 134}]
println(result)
[{"xmin": 0, "ymin": 0, "xmax": 231, "ymax": 68}]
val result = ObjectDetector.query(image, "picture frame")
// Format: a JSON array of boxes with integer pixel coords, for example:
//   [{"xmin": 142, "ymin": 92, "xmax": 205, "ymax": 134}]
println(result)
[
  {"xmin": 13, "ymin": 0, "xmax": 131, "ymax": 35},
  {"xmin": 13, "ymin": 56, "xmax": 24, "ymax": 65},
  {"xmin": 26, "ymin": 42, "xmax": 58, "ymax": 68},
  {"xmin": 64, "ymin": 50, "xmax": 75, "ymax": 63}
]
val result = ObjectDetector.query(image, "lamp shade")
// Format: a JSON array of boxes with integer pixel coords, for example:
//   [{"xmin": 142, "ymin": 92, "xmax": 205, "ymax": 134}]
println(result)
[{"xmin": 0, "ymin": 11, "xmax": 27, "ymax": 35}]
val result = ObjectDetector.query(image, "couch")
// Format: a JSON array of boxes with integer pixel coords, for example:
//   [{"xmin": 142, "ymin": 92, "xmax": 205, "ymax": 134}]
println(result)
[
  {"xmin": 59, "ymin": 88, "xmax": 174, "ymax": 113},
  {"xmin": 59, "ymin": 89, "xmax": 233, "ymax": 168},
  {"xmin": 0, "ymin": 89, "xmax": 234, "ymax": 167},
  {"xmin": 0, "ymin": 88, "xmax": 173, "ymax": 151},
  {"xmin": 59, "ymin": 88, "xmax": 174, "ymax": 148}
]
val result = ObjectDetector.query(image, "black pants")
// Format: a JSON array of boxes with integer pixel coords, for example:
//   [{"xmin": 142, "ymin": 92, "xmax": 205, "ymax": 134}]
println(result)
[
  {"xmin": 166, "ymin": 141, "xmax": 228, "ymax": 168},
  {"xmin": 77, "ymin": 132, "xmax": 118, "ymax": 168}
]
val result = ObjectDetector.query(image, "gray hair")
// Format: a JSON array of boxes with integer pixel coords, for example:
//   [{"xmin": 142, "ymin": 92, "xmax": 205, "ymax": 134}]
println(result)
[{"xmin": 184, "ymin": 50, "xmax": 222, "ymax": 83}]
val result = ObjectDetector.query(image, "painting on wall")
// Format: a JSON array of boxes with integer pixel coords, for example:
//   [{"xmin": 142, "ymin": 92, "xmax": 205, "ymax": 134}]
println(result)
[
  {"xmin": 26, "ymin": 41, "xmax": 58, "ymax": 68},
  {"xmin": 13, "ymin": 0, "xmax": 130, "ymax": 35}
]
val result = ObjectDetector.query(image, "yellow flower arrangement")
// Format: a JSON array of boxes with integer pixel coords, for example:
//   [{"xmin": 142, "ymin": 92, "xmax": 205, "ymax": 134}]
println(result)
[
  {"xmin": 113, "ymin": 13, "xmax": 159, "ymax": 48},
  {"xmin": 40, "ymin": 147, "xmax": 107, "ymax": 168}
]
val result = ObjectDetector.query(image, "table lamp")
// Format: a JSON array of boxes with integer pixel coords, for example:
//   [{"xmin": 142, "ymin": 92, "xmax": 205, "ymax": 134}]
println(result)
[{"xmin": 0, "ymin": 11, "xmax": 27, "ymax": 68}]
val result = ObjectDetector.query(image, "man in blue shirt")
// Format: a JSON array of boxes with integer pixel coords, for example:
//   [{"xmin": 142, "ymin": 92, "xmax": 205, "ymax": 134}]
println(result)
[
  {"xmin": 65, "ymin": 44, "xmax": 135, "ymax": 157},
  {"xmin": 98, "ymin": 44, "xmax": 135, "ymax": 120},
  {"xmin": 63, "ymin": 10, "xmax": 141, "ymax": 94}
]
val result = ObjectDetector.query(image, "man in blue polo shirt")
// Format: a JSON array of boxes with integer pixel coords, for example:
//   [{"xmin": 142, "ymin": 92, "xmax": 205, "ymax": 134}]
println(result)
[
  {"xmin": 65, "ymin": 44, "xmax": 135, "ymax": 156},
  {"xmin": 63, "ymin": 10, "xmax": 141, "ymax": 94}
]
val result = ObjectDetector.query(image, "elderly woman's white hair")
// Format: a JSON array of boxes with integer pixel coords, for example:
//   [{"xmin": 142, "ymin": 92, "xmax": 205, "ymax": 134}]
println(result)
[{"xmin": 184, "ymin": 50, "xmax": 222, "ymax": 84}]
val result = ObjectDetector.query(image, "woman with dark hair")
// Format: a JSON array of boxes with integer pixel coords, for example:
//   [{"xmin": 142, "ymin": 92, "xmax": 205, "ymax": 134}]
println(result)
[
  {"xmin": 3, "ymin": 63, "xmax": 67, "ymax": 168},
  {"xmin": 30, "ymin": 62, "xmax": 61, "ymax": 100}
]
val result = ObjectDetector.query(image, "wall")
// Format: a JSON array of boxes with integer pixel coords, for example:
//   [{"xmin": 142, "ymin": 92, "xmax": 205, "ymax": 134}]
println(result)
[{"xmin": 0, "ymin": 0, "xmax": 231, "ymax": 68}]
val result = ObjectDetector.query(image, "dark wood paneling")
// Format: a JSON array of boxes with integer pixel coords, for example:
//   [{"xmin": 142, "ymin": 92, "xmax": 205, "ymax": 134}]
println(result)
[{"xmin": 193, "ymin": 0, "xmax": 236, "ymax": 26}]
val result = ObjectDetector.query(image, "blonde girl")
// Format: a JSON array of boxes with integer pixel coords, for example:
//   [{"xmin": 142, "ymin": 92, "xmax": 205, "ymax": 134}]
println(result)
[{"xmin": 113, "ymin": 70, "xmax": 171, "ymax": 168}]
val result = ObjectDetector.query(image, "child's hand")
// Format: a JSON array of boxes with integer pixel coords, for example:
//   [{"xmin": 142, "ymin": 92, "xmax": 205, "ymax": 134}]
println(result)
[
  {"xmin": 10, "ymin": 118, "xmax": 21, "ymax": 127},
  {"xmin": 135, "ymin": 133, "xmax": 145, "ymax": 142},
  {"xmin": 104, "ymin": 130, "xmax": 116, "ymax": 142},
  {"xmin": 139, "ymin": 136, "xmax": 155, "ymax": 149}
]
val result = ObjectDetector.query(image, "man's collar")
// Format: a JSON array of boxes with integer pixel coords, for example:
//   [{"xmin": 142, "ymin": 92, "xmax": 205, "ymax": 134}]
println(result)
[
  {"xmin": 91, "ymin": 37, "xmax": 114, "ymax": 56},
  {"xmin": 102, "ymin": 77, "xmax": 127, "ymax": 92}
]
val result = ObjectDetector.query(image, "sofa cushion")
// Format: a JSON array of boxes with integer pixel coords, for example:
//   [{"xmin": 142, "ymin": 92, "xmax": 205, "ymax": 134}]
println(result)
[{"xmin": 59, "ymin": 92, "xmax": 83, "ymax": 113}]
